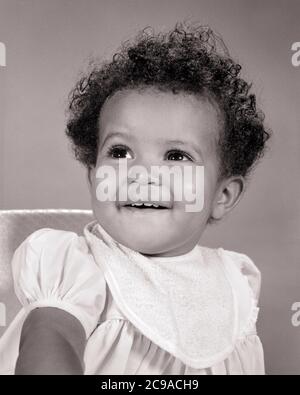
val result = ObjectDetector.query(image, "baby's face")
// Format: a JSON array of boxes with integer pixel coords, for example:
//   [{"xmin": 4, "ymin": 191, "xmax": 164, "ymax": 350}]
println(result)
[{"xmin": 89, "ymin": 88, "xmax": 222, "ymax": 257}]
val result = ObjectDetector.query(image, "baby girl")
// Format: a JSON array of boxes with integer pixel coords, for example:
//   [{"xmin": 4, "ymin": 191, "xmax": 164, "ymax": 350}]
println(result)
[{"xmin": 0, "ymin": 22, "xmax": 270, "ymax": 375}]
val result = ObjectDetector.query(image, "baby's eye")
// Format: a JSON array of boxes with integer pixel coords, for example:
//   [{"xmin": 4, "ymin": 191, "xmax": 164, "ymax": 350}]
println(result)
[
  {"xmin": 166, "ymin": 150, "xmax": 192, "ymax": 161},
  {"xmin": 107, "ymin": 145, "xmax": 132, "ymax": 159}
]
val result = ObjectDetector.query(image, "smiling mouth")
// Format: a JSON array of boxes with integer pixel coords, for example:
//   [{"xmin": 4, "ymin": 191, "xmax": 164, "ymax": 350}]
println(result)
[{"xmin": 123, "ymin": 203, "xmax": 169, "ymax": 210}]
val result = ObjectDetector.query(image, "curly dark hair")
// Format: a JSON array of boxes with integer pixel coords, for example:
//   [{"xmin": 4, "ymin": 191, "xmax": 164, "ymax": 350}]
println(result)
[{"xmin": 66, "ymin": 22, "xmax": 271, "ymax": 180}]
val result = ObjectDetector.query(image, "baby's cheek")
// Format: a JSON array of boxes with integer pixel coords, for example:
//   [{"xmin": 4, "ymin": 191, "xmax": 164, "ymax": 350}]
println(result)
[
  {"xmin": 176, "ymin": 165, "xmax": 205, "ymax": 213},
  {"xmin": 93, "ymin": 168, "xmax": 117, "ymax": 203},
  {"xmin": 93, "ymin": 161, "xmax": 132, "ymax": 204}
]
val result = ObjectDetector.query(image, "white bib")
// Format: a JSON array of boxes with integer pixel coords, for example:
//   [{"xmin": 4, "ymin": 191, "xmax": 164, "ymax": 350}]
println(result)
[{"xmin": 84, "ymin": 220, "xmax": 239, "ymax": 369}]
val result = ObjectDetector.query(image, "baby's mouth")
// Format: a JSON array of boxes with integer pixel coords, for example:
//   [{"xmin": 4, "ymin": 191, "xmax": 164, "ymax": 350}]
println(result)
[
  {"xmin": 123, "ymin": 203, "xmax": 168, "ymax": 212},
  {"xmin": 119, "ymin": 201, "xmax": 172, "ymax": 211},
  {"xmin": 125, "ymin": 202, "xmax": 168, "ymax": 210}
]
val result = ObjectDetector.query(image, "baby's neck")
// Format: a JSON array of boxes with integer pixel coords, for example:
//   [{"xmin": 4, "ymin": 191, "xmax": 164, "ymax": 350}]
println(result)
[{"xmin": 140, "ymin": 243, "xmax": 198, "ymax": 259}]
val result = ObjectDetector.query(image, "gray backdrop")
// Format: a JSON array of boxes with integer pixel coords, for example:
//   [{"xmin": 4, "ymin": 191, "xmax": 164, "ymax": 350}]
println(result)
[{"xmin": 0, "ymin": 0, "xmax": 299, "ymax": 375}]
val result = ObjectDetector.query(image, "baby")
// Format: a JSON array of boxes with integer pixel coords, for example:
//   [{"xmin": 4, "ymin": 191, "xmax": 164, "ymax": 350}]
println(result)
[{"xmin": 0, "ymin": 22, "xmax": 270, "ymax": 375}]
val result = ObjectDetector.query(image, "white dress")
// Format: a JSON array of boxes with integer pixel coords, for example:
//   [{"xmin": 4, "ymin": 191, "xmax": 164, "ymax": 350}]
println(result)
[{"xmin": 0, "ymin": 220, "xmax": 265, "ymax": 375}]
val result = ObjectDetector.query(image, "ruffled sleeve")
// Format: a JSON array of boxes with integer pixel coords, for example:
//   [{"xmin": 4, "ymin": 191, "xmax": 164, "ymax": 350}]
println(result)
[{"xmin": 11, "ymin": 228, "xmax": 106, "ymax": 339}]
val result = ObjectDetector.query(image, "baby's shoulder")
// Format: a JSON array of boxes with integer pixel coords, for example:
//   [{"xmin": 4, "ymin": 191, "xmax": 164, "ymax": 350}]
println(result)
[
  {"xmin": 199, "ymin": 245, "xmax": 261, "ymax": 295},
  {"xmin": 215, "ymin": 247, "xmax": 261, "ymax": 302},
  {"xmin": 17, "ymin": 227, "xmax": 88, "ymax": 254},
  {"xmin": 12, "ymin": 227, "xmax": 102, "ymax": 299},
  {"xmin": 11, "ymin": 227, "xmax": 107, "ymax": 339}
]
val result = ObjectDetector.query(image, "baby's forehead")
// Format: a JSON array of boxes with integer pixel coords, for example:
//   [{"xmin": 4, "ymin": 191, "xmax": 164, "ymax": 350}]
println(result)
[{"xmin": 99, "ymin": 88, "xmax": 222, "ymax": 155}]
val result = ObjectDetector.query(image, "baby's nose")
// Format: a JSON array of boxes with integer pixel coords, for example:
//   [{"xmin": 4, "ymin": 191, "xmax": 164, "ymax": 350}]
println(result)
[{"xmin": 127, "ymin": 166, "xmax": 160, "ymax": 186}]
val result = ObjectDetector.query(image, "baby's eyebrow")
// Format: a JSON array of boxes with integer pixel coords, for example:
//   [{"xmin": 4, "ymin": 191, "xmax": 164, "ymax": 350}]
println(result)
[{"xmin": 99, "ymin": 131, "xmax": 135, "ymax": 150}]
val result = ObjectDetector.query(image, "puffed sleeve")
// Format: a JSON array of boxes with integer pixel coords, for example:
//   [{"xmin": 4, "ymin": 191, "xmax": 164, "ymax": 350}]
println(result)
[
  {"xmin": 216, "ymin": 248, "xmax": 265, "ymax": 374},
  {"xmin": 11, "ymin": 228, "xmax": 107, "ymax": 339},
  {"xmin": 218, "ymin": 248, "xmax": 262, "ymax": 337}
]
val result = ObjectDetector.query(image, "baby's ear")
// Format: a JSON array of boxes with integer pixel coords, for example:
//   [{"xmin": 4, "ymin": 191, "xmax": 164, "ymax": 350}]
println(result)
[{"xmin": 210, "ymin": 176, "xmax": 245, "ymax": 221}]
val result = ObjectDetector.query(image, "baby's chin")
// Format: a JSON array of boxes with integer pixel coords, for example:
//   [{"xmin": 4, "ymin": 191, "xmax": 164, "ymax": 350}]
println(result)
[
  {"xmin": 97, "ymin": 220, "xmax": 195, "ymax": 257},
  {"xmin": 113, "ymin": 232, "xmax": 173, "ymax": 256}
]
